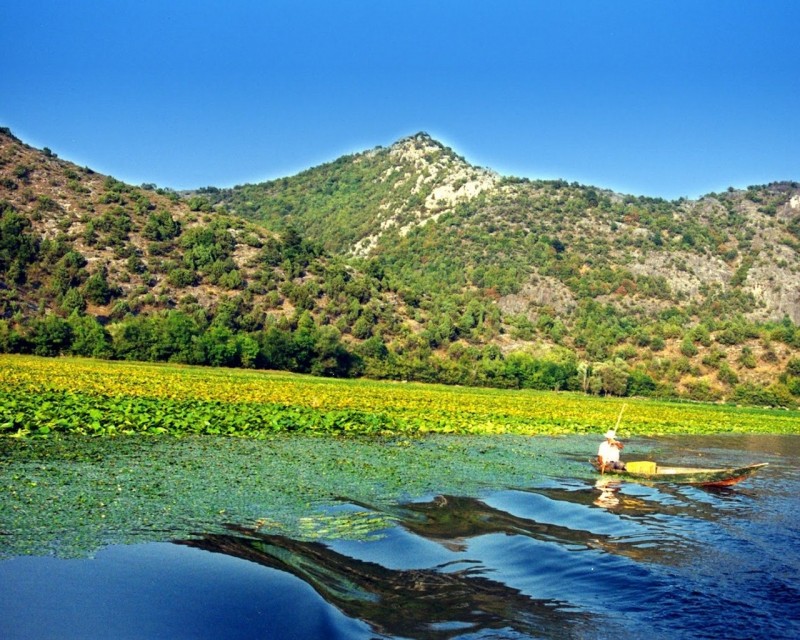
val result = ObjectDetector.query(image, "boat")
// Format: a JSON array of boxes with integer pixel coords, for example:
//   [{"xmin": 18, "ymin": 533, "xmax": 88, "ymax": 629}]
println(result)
[{"xmin": 591, "ymin": 460, "xmax": 768, "ymax": 487}]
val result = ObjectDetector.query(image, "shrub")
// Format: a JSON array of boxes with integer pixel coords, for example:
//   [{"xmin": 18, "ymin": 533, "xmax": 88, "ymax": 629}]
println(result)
[
  {"xmin": 716, "ymin": 326, "xmax": 745, "ymax": 345},
  {"xmin": 717, "ymin": 363, "xmax": 739, "ymax": 386},
  {"xmin": 13, "ymin": 165, "xmax": 31, "ymax": 182},
  {"xmin": 218, "ymin": 269, "xmax": 244, "ymax": 290},
  {"xmin": 144, "ymin": 210, "xmax": 181, "ymax": 241},
  {"xmin": 680, "ymin": 338, "xmax": 698, "ymax": 357},
  {"xmin": 167, "ymin": 268, "xmax": 198, "ymax": 287},
  {"xmin": 702, "ymin": 348, "xmax": 726, "ymax": 369},
  {"xmin": 738, "ymin": 346, "xmax": 757, "ymax": 369},
  {"xmin": 187, "ymin": 196, "xmax": 212, "ymax": 212},
  {"xmin": 684, "ymin": 379, "xmax": 722, "ymax": 403},
  {"xmin": 732, "ymin": 383, "xmax": 795, "ymax": 408}
]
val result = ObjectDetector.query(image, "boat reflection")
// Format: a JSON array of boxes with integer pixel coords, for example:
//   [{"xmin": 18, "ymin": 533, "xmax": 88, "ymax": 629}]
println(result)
[{"xmin": 531, "ymin": 480, "xmax": 744, "ymax": 521}]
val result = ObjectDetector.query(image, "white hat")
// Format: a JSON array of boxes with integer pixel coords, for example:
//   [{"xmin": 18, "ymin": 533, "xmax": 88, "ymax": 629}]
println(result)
[{"xmin": 604, "ymin": 429, "xmax": 616, "ymax": 439}]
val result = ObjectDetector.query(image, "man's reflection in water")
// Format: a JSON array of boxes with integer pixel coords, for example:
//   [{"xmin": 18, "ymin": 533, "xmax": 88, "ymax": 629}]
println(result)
[{"xmin": 594, "ymin": 477, "xmax": 621, "ymax": 508}]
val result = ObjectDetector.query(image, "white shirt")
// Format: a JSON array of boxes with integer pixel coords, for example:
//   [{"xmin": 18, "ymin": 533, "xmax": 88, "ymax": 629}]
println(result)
[{"xmin": 598, "ymin": 440, "xmax": 620, "ymax": 464}]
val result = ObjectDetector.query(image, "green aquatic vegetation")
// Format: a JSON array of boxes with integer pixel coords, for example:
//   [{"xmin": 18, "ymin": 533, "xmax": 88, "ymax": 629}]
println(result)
[
  {"xmin": 297, "ymin": 510, "xmax": 399, "ymax": 542},
  {"xmin": 0, "ymin": 387, "xmax": 403, "ymax": 437},
  {"xmin": 0, "ymin": 434, "xmax": 594, "ymax": 558},
  {"xmin": 2, "ymin": 355, "xmax": 799, "ymax": 438}
]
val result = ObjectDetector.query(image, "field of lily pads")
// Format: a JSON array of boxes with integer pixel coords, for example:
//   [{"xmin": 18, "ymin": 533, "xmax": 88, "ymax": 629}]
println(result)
[{"xmin": 1, "ymin": 355, "xmax": 798, "ymax": 438}]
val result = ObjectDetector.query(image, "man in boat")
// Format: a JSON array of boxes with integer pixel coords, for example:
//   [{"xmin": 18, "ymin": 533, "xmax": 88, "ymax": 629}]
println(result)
[{"xmin": 597, "ymin": 429, "xmax": 626, "ymax": 471}]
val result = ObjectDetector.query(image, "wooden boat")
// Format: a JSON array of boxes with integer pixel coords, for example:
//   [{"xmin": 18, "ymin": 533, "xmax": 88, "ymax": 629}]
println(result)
[{"xmin": 591, "ymin": 460, "xmax": 768, "ymax": 487}]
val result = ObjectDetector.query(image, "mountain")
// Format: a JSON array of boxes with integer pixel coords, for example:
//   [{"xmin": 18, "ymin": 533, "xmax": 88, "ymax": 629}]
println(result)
[
  {"xmin": 212, "ymin": 132, "xmax": 800, "ymax": 323},
  {"xmin": 2, "ymin": 127, "xmax": 799, "ymax": 405}
]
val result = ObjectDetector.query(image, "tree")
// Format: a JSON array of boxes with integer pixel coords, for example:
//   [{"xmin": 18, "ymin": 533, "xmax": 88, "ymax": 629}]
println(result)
[
  {"xmin": 590, "ymin": 361, "xmax": 629, "ymax": 396},
  {"xmin": 352, "ymin": 316, "xmax": 373, "ymax": 339},
  {"xmin": 198, "ymin": 324, "xmax": 239, "ymax": 367},
  {"xmin": 358, "ymin": 335, "xmax": 389, "ymax": 360},
  {"xmin": 577, "ymin": 361, "xmax": 590, "ymax": 393},
  {"xmin": 0, "ymin": 204, "xmax": 39, "ymax": 281},
  {"xmin": 49, "ymin": 251, "xmax": 88, "ymax": 297},
  {"xmin": 627, "ymin": 369, "xmax": 656, "ymax": 396},
  {"xmin": 156, "ymin": 311, "xmax": 203, "ymax": 363},
  {"xmin": 111, "ymin": 316, "xmax": 159, "ymax": 361},
  {"xmin": 144, "ymin": 210, "xmax": 181, "ymax": 241},
  {"xmin": 0, "ymin": 319, "xmax": 26, "ymax": 353},
  {"xmin": 292, "ymin": 311, "xmax": 318, "ymax": 372},
  {"xmin": 82, "ymin": 267, "xmax": 116, "ymax": 305},
  {"xmin": 259, "ymin": 326, "xmax": 295, "ymax": 370},
  {"xmin": 311, "ymin": 325, "xmax": 356, "ymax": 377},
  {"xmin": 68, "ymin": 312, "xmax": 112, "ymax": 358},
  {"xmin": 237, "ymin": 333, "xmax": 260, "ymax": 368},
  {"xmin": 29, "ymin": 314, "xmax": 72, "ymax": 356},
  {"xmin": 503, "ymin": 352, "xmax": 575, "ymax": 390},
  {"xmin": 60, "ymin": 288, "xmax": 87, "ymax": 314}
]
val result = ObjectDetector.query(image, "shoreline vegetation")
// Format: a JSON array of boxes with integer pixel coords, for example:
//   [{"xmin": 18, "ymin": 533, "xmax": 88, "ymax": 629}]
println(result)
[{"xmin": 1, "ymin": 355, "xmax": 798, "ymax": 438}]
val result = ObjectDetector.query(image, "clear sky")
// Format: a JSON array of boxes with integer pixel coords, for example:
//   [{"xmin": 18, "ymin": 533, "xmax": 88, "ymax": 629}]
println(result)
[{"xmin": 2, "ymin": 1, "xmax": 798, "ymax": 200}]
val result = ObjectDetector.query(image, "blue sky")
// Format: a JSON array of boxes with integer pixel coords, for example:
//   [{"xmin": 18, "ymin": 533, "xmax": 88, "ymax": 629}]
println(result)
[{"xmin": 2, "ymin": 1, "xmax": 798, "ymax": 199}]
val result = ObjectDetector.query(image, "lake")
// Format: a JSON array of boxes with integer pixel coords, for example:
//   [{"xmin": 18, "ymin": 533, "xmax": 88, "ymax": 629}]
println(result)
[{"xmin": 1, "ymin": 434, "xmax": 798, "ymax": 639}]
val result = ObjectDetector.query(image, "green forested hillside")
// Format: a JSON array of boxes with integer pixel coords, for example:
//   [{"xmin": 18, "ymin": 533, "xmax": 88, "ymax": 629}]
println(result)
[
  {"xmin": 0, "ymin": 128, "xmax": 391, "ymax": 376},
  {"xmin": 211, "ymin": 134, "xmax": 800, "ymax": 321},
  {"xmin": 2, "ymin": 128, "xmax": 800, "ymax": 405}
]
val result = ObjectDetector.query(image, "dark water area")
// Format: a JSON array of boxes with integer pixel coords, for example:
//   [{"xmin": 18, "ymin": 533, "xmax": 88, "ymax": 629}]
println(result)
[{"xmin": 1, "ymin": 435, "xmax": 799, "ymax": 639}]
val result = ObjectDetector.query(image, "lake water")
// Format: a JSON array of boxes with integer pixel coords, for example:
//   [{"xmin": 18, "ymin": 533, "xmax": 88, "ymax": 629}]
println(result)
[{"xmin": 1, "ymin": 434, "xmax": 798, "ymax": 639}]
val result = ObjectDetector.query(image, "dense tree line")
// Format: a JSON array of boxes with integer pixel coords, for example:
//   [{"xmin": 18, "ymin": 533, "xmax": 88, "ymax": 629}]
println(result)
[
  {"xmin": 3, "ymin": 304, "xmax": 800, "ymax": 407},
  {"xmin": 0, "ymin": 310, "xmax": 358, "ymax": 377},
  {"xmin": 0, "ymin": 308, "xmax": 581, "ymax": 391}
]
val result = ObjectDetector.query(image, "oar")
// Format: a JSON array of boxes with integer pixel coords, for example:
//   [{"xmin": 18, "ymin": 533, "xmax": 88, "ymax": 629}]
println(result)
[{"xmin": 614, "ymin": 403, "xmax": 626, "ymax": 431}]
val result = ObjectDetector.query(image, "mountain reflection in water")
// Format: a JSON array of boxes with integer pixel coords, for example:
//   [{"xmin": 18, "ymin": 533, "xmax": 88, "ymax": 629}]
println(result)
[
  {"xmin": 180, "ymin": 521, "xmax": 595, "ymax": 640},
  {"xmin": 177, "ymin": 487, "xmax": 718, "ymax": 639}
]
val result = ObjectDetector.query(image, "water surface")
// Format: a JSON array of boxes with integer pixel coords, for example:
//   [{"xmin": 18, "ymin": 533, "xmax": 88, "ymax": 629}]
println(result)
[{"xmin": 1, "ymin": 434, "xmax": 798, "ymax": 639}]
